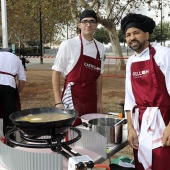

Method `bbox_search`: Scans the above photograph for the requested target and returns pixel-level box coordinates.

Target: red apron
[62,35,101,126]
[0,71,21,117]
[131,46,170,170]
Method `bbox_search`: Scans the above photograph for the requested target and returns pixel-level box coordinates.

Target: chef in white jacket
[0,48,26,135]
[121,13,170,170]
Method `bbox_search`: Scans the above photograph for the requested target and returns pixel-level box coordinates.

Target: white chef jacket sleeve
[100,44,105,74]
[52,41,70,74]
[93,40,105,74]
[124,57,135,111]
[152,43,170,95]
[161,48,170,95]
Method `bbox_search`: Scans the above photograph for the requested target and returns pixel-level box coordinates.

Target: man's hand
[128,126,139,149]
[162,123,170,147]
[55,103,64,109]
[126,110,139,149]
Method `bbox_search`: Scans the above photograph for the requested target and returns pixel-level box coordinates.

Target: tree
[69,0,163,59]
[118,30,125,44]
[6,0,73,47]
[150,22,170,45]
[93,27,110,44]
[4,0,164,58]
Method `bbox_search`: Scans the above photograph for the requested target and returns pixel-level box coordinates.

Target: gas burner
[6,127,81,148]
[6,127,82,159]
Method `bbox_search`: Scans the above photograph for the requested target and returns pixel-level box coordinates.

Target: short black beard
[129,40,146,53]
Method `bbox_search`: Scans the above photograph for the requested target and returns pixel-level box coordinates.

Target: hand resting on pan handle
[54,102,69,109]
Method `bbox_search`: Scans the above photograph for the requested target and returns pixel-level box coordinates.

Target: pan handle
[81,122,88,128]
[54,102,69,108]
[81,122,92,129]
[114,118,127,126]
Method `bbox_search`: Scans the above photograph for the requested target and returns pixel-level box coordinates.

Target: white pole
[1,0,8,48]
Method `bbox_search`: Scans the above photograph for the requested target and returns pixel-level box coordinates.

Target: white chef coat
[124,42,170,111]
[52,35,105,77]
[0,52,26,89]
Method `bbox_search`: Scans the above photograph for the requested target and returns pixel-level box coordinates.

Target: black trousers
[0,85,16,135]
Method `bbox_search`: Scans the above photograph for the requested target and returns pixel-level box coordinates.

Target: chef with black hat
[122,13,170,170]
[52,9,105,126]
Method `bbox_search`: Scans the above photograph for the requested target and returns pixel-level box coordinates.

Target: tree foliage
[93,27,110,44]
[69,0,163,58]
[118,30,125,43]
[1,0,165,56]
[150,22,170,43]
[6,0,72,47]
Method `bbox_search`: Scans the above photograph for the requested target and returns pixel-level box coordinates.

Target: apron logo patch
[133,70,149,78]
[84,62,101,72]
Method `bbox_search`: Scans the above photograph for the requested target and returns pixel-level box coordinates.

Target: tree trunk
[107,26,126,70]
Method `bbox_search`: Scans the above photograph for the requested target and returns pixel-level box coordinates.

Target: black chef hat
[80,9,97,22]
[121,13,155,34]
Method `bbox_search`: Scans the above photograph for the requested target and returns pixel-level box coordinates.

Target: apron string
[79,35,100,60]
[149,45,158,88]
[93,40,100,60]
[0,71,16,78]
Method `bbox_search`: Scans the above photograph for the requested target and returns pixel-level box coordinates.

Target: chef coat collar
[134,47,149,58]
[81,36,94,45]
